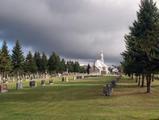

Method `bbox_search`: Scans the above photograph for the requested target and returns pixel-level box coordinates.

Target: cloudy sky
[0,0,158,65]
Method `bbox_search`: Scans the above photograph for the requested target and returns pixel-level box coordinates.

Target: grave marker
[16,81,23,90]
[103,84,113,96]
[111,80,117,88]
[29,80,36,88]
[49,79,53,85]
[41,80,45,86]
[0,84,8,93]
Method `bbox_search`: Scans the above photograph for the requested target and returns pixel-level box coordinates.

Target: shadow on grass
[114,91,147,97]
[0,85,105,103]
[114,83,148,96]
[150,118,159,120]
[0,77,116,103]
[151,85,159,88]
[117,84,138,88]
[0,84,148,103]
[1,78,159,103]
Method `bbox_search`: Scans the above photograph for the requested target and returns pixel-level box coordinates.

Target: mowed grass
[0,76,159,120]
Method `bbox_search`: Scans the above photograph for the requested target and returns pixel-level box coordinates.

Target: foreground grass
[0,76,159,120]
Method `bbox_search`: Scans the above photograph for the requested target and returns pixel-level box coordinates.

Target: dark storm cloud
[0,0,147,64]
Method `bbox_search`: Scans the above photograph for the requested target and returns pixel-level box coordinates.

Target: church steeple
[100,51,104,62]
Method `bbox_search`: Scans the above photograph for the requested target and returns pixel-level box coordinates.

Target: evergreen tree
[74,61,80,73]
[41,52,48,73]
[48,52,60,73]
[0,40,12,78]
[122,0,159,93]
[59,58,66,73]
[87,64,91,74]
[79,66,86,73]
[24,51,37,73]
[67,61,74,73]
[11,40,24,75]
[34,52,42,72]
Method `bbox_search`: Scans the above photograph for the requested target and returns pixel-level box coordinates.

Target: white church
[90,52,109,75]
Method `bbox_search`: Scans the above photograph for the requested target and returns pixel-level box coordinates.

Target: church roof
[95,59,108,70]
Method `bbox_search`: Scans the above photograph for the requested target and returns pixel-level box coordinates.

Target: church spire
[100,51,104,62]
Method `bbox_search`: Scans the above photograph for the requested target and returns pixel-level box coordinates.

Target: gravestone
[29,80,36,88]
[82,75,85,79]
[76,76,82,79]
[116,75,122,81]
[62,77,65,82]
[16,81,23,90]
[41,80,45,86]
[65,76,69,82]
[0,84,8,93]
[103,84,113,96]
[49,79,53,85]
[73,76,76,80]
[62,76,69,82]
[111,80,117,88]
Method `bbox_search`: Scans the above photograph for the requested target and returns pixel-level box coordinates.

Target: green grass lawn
[0,76,159,120]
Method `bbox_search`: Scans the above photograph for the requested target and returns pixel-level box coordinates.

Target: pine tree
[87,64,91,74]
[74,61,80,73]
[41,52,48,73]
[48,52,60,73]
[122,0,159,93]
[59,59,66,73]
[34,52,42,72]
[134,0,159,92]
[11,40,24,75]
[79,66,86,73]
[0,40,12,78]
[24,51,37,73]
[66,61,74,73]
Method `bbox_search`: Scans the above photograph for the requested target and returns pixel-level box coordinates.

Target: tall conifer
[0,40,12,78]
[11,40,24,75]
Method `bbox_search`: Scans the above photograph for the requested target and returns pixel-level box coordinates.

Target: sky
[0,0,158,65]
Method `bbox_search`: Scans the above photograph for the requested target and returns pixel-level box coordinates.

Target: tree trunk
[135,75,138,83]
[152,74,154,82]
[146,74,151,93]
[141,74,145,87]
[131,74,134,79]
[138,75,141,87]
[0,73,2,83]
[2,71,5,83]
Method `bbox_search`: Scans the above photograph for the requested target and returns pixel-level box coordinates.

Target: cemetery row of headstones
[0,75,80,93]
[0,79,53,93]
[103,75,121,96]
[62,75,85,82]
[0,74,99,93]
[0,73,50,83]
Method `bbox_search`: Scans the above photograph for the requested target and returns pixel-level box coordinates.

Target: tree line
[0,40,85,81]
[121,0,159,93]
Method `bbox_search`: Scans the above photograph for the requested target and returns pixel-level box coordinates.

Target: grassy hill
[0,76,159,120]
